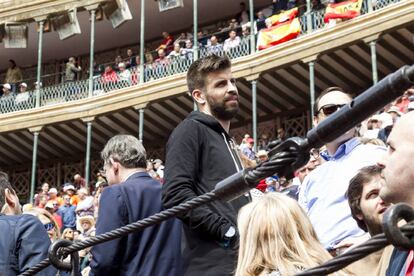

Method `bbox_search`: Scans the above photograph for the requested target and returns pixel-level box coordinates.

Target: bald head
[379,111,414,204]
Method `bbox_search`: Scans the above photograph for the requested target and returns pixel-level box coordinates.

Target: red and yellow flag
[268,8,299,26]
[324,0,364,23]
[257,18,301,50]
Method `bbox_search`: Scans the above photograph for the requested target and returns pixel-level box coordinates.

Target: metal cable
[20,149,300,276]
[296,223,414,275]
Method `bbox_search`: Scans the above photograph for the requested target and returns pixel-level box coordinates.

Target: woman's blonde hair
[24,207,61,241]
[236,193,337,276]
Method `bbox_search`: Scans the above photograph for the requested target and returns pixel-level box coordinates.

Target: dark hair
[0,171,15,208]
[186,54,232,94]
[313,87,351,116]
[8,59,16,67]
[346,165,382,232]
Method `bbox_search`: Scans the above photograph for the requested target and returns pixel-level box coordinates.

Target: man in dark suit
[90,135,182,276]
[0,171,56,276]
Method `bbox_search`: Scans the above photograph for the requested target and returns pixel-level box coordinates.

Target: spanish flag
[257,18,301,50]
[269,8,299,26]
[324,0,364,23]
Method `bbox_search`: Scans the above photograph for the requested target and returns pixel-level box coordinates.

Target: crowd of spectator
[0,0,333,111]
[17,157,165,275]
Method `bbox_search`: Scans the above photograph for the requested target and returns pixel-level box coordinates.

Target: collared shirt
[299,137,386,249]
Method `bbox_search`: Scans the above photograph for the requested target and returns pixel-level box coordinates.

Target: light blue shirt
[298,137,386,249]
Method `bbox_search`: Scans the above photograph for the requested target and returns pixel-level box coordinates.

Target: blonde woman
[236,193,349,276]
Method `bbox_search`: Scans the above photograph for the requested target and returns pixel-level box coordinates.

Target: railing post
[251,79,258,152]
[367,0,373,13]
[34,17,46,108]
[134,104,147,142]
[306,0,313,34]
[29,127,42,204]
[370,41,378,84]
[309,61,316,125]
[87,7,97,97]
[139,0,145,84]
[193,0,199,61]
[303,55,318,127]
[248,0,255,54]
[82,117,94,190]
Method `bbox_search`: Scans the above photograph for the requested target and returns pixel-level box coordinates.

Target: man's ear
[313,115,319,127]
[192,89,205,105]
[4,188,17,209]
[355,212,363,221]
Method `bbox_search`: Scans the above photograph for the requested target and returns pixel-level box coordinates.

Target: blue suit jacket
[0,214,56,276]
[90,172,182,276]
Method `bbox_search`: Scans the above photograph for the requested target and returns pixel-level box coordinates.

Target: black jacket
[162,111,250,276]
[90,172,182,276]
[0,214,56,276]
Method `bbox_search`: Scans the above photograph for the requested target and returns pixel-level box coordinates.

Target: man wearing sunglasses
[0,171,55,275]
[298,87,386,252]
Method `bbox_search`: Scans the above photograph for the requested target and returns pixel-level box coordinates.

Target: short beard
[362,214,383,236]
[206,96,239,121]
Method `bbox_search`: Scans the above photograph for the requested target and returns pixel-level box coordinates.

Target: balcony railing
[0,0,403,115]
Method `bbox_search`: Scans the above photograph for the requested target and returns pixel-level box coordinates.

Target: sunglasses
[318,104,345,116]
[44,222,55,231]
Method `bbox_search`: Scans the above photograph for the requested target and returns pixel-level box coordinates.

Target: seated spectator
[15,82,30,106]
[45,201,63,230]
[256,11,267,32]
[155,49,170,66]
[125,48,137,69]
[344,165,393,274]
[299,87,385,250]
[118,62,132,86]
[112,55,123,71]
[78,215,96,271]
[256,150,269,163]
[241,137,256,160]
[241,25,250,39]
[47,188,64,207]
[235,193,346,275]
[93,61,105,77]
[174,32,193,48]
[101,66,119,90]
[73,174,86,189]
[2,83,13,97]
[223,30,241,51]
[64,184,79,206]
[58,194,77,231]
[221,18,239,33]
[76,188,94,218]
[157,31,174,54]
[207,35,224,55]
[363,115,382,139]
[272,0,288,14]
[34,182,49,206]
[236,2,249,25]
[181,39,194,60]
[168,43,183,59]
[197,31,209,47]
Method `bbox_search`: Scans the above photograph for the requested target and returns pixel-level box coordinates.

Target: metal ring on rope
[48,239,80,276]
[382,203,414,250]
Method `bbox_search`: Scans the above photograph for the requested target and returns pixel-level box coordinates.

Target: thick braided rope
[20,150,301,276]
[20,191,216,276]
[296,223,414,275]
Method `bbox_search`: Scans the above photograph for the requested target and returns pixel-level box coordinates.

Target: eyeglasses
[318,104,345,116]
[44,222,55,231]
